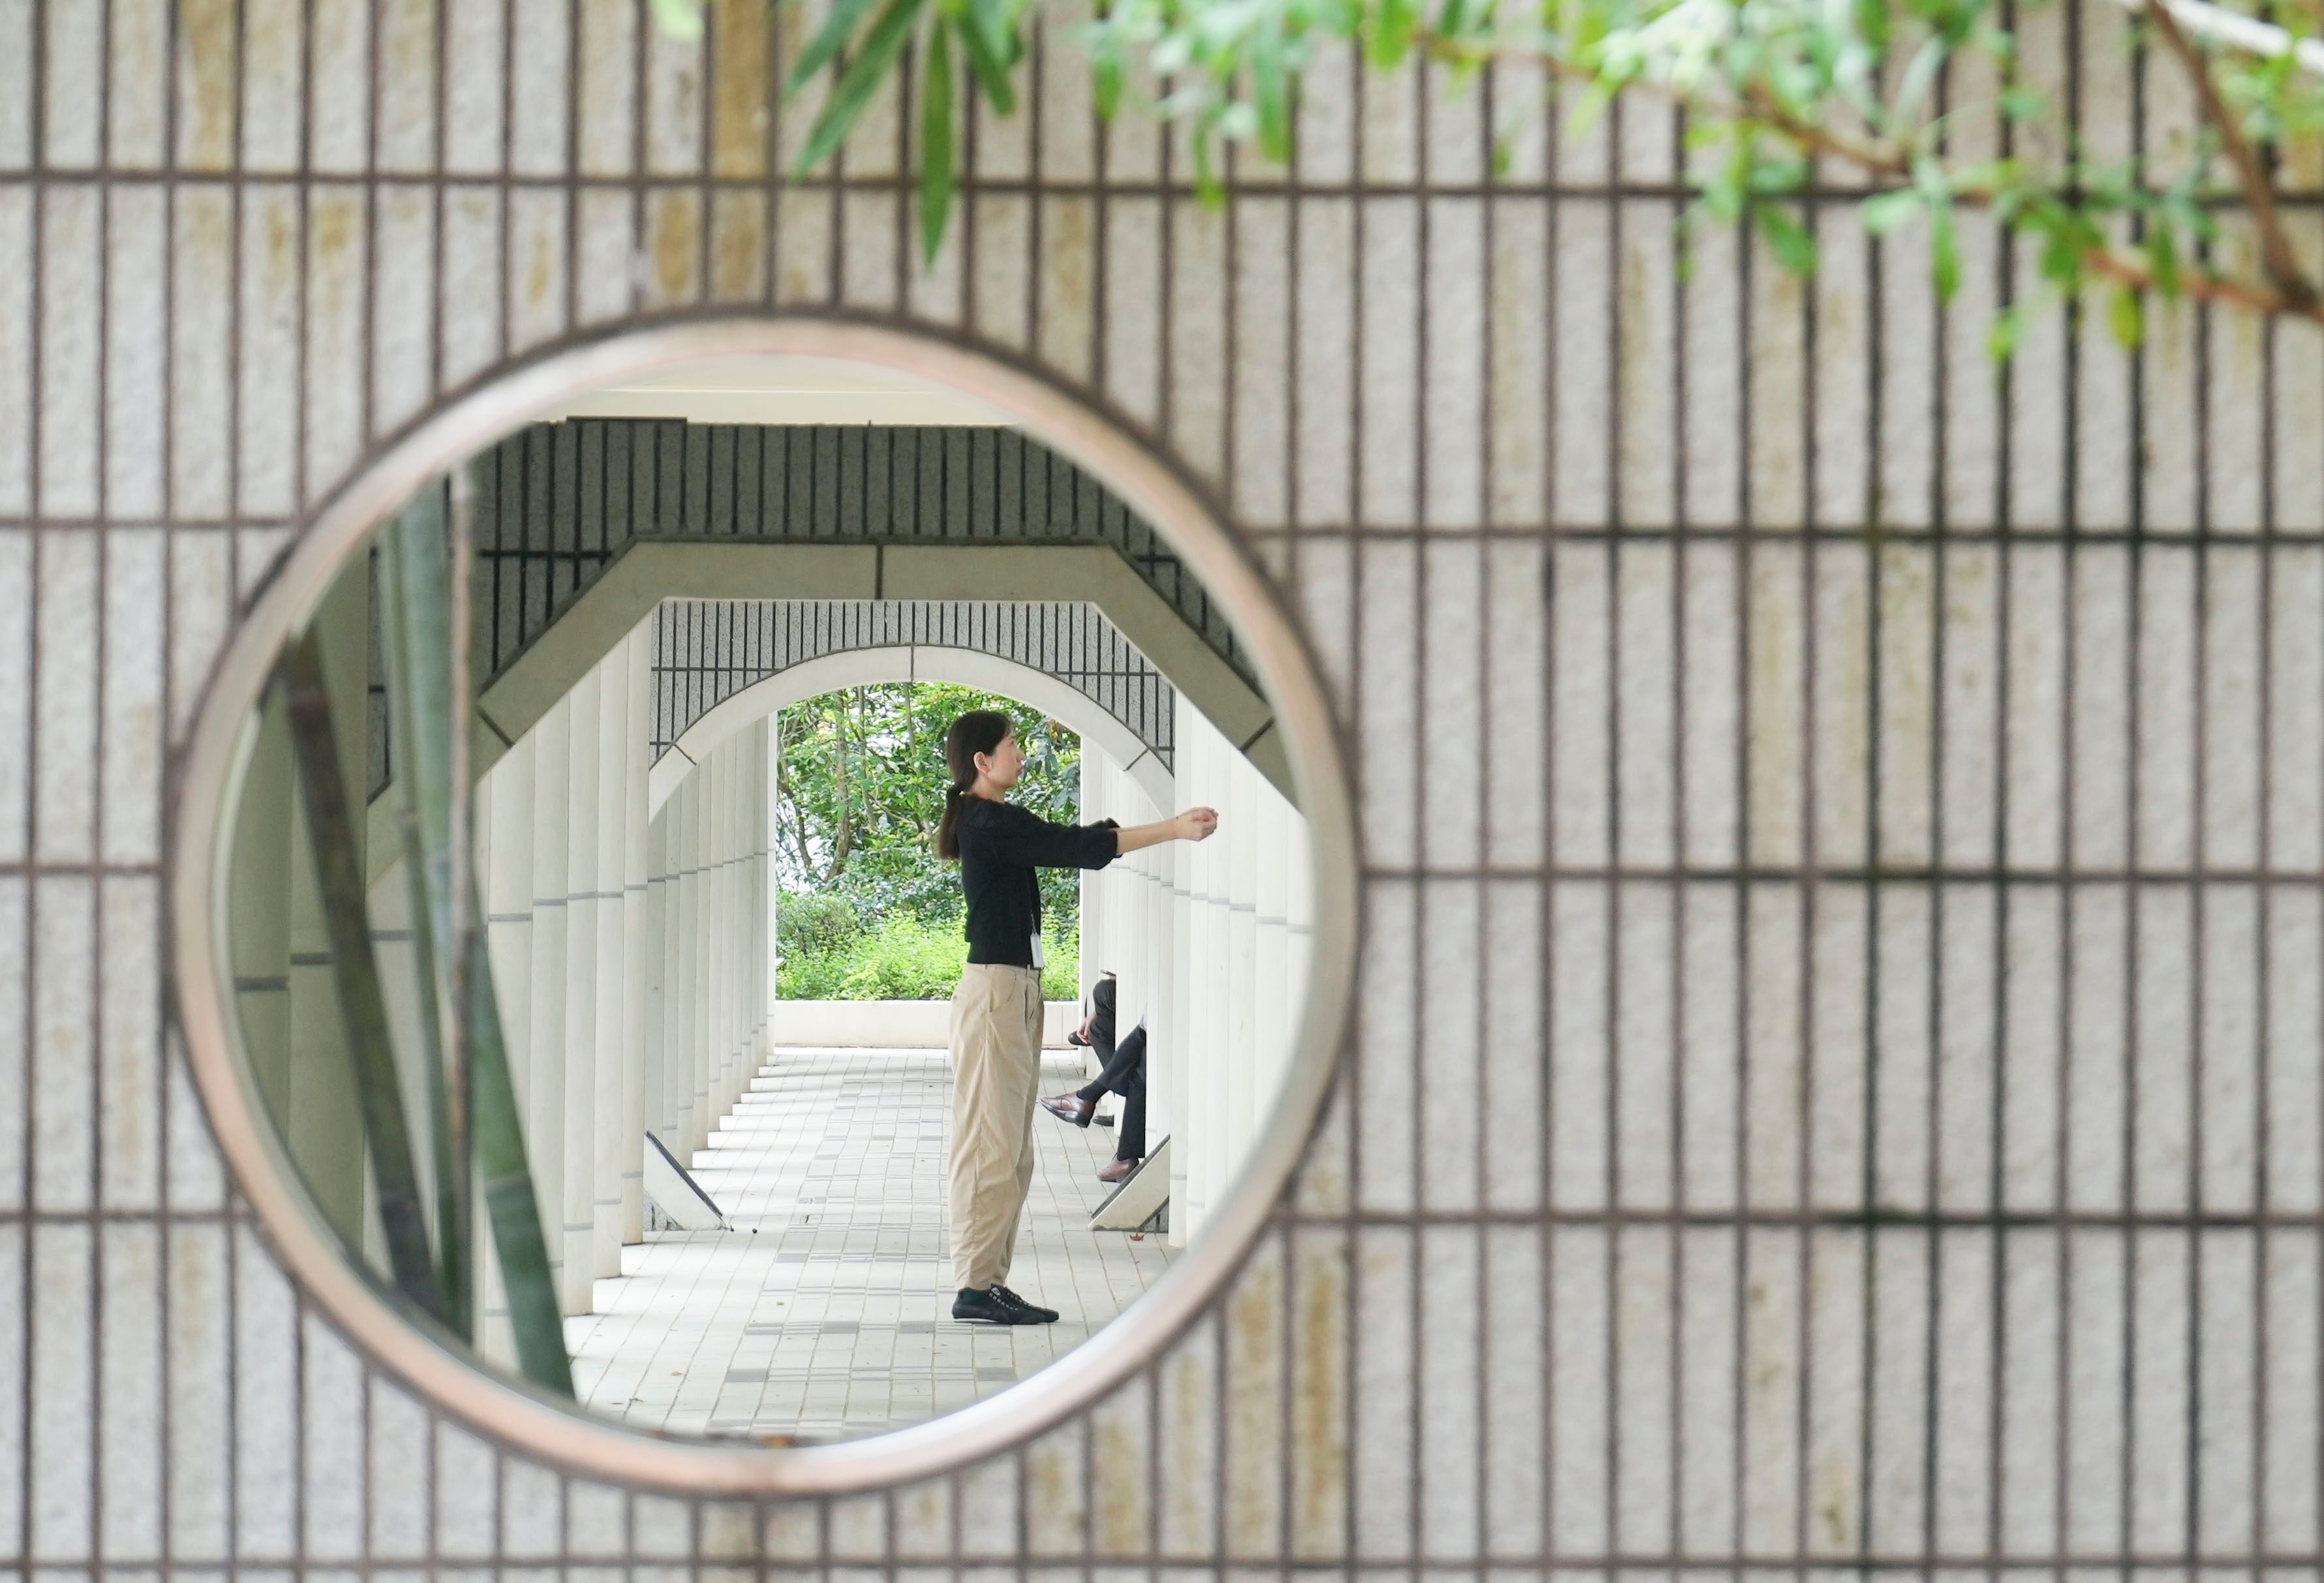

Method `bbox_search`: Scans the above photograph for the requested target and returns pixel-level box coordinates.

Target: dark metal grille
[649,598,1176,769]
[466,419,1253,691]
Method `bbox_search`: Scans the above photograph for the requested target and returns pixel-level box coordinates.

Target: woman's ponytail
[936,710,1013,860]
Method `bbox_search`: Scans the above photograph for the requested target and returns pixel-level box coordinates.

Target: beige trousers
[947,963,1046,1291]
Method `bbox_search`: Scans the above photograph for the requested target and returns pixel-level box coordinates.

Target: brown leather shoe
[1097,1155,1140,1184]
[1041,1092,1095,1127]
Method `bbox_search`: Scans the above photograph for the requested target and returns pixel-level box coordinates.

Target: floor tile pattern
[564,1046,1170,1441]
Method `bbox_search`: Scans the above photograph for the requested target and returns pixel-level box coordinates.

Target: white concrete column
[621,627,651,1244]
[1165,709,1195,1244]
[1080,748,1103,1005]
[560,667,600,1313]
[524,697,570,1309]
[707,744,734,1123]
[1226,746,1259,1174]
[644,806,669,1154]
[664,776,688,1148]
[750,719,772,1070]
[687,771,712,1155]
[478,734,536,1367]
[591,652,628,1278]
[1253,761,1291,1127]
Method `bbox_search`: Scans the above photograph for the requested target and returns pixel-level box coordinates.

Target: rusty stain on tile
[645,190,703,308]
[711,0,771,179]
[1290,1231,1349,1556]
[1022,1423,1085,1556]
[1036,197,1095,384]
[1087,1390,1150,1556]
[174,0,236,171]
[776,189,833,307]
[711,192,768,305]
[1222,1241,1284,1557]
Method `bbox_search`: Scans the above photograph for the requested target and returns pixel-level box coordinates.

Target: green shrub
[775,890,863,956]
[776,907,1080,1003]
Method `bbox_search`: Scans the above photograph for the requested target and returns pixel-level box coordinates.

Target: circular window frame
[169,317,1360,1496]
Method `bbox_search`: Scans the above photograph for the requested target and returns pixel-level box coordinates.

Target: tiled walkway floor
[564,1046,1172,1442]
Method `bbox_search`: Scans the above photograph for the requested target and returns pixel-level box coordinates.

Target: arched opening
[174,322,1358,1491]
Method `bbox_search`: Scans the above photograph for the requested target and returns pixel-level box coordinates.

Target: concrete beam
[465,538,1295,805]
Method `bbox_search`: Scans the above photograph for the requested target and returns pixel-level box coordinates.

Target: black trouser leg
[1077,1023,1142,1103]
[1117,1078,1145,1161]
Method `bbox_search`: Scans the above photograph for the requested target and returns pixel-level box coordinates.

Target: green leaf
[1754,198,1820,276]
[1929,198,1961,301]
[957,0,1019,113]
[919,23,957,264]
[1892,35,1950,130]
[1987,303,2025,361]
[793,0,932,173]
[2000,85,2049,122]
[786,0,885,99]
[2109,284,2144,348]
[1253,27,1292,161]
[1367,0,1416,70]
[2145,215,2182,298]
[1093,37,1125,121]
[649,0,705,42]
[1861,188,1923,237]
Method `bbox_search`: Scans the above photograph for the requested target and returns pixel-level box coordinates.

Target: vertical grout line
[157,0,184,1567]
[1408,47,1430,1575]
[1664,89,1689,1575]
[630,0,649,321]
[696,0,712,311]
[88,0,115,1558]
[1600,88,1624,1575]
[2250,166,2280,1571]
[1341,37,1367,1579]
[2053,0,2085,1563]
[1984,9,2021,1563]
[1537,44,1559,1580]
[562,0,581,340]
[1920,344,1950,1581]
[1730,128,1755,1583]
[1857,155,1889,1568]
[1790,143,1820,1576]
[2120,10,2150,1566]
[221,0,250,1554]
[1471,46,1498,1571]
[17,0,44,1547]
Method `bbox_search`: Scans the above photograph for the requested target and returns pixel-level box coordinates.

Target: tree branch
[1413,29,2324,327]
[2143,0,2319,309]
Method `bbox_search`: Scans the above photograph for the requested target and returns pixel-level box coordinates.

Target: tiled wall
[3,0,2323,1569]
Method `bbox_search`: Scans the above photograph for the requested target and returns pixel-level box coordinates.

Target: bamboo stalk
[465,926,576,1396]
[380,489,472,1338]
[279,632,448,1322]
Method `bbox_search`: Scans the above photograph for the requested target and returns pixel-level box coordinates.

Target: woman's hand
[1112,808,1221,854]
[1173,807,1219,842]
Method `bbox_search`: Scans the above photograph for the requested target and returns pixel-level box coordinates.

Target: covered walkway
[564,1045,1174,1441]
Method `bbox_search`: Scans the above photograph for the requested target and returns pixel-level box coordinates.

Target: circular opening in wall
[170,322,1358,1494]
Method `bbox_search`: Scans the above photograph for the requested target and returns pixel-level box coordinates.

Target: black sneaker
[953,1286,1044,1325]
[990,1285,1058,1323]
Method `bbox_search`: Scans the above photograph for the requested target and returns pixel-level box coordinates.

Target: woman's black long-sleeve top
[953,797,1118,966]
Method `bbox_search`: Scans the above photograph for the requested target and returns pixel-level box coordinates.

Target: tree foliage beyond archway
[773,681,1086,999]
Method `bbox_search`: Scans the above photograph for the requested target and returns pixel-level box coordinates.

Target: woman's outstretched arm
[1113,809,1218,853]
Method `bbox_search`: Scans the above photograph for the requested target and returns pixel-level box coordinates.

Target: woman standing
[936,710,1216,1325]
